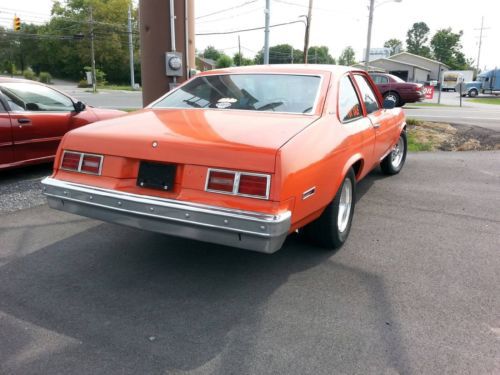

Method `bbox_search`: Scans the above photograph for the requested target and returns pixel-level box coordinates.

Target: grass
[405,102,456,108]
[97,84,140,91]
[467,97,500,105]
[407,132,433,151]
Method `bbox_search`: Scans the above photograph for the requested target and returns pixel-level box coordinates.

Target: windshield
[153,74,321,114]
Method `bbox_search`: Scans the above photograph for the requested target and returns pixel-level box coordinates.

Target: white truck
[441,70,474,91]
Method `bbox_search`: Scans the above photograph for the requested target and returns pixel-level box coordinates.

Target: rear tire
[304,169,356,249]
[469,89,478,98]
[384,92,400,107]
[381,132,407,175]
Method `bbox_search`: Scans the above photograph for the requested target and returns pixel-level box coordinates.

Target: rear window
[152,74,321,114]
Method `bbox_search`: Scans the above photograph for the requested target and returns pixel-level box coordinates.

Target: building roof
[389,52,449,69]
[196,56,217,67]
[369,58,431,72]
[351,63,385,72]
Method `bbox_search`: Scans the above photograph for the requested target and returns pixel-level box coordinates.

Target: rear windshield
[152,74,321,114]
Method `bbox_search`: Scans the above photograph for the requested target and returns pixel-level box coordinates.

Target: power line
[196,6,262,24]
[196,19,305,36]
[196,0,258,20]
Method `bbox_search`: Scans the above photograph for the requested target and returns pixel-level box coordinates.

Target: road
[1,152,499,374]
[403,91,500,131]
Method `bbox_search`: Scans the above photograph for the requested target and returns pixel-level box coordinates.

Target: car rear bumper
[41,177,291,253]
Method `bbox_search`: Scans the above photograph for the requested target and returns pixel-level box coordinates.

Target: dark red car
[369,73,425,107]
[0,78,125,170]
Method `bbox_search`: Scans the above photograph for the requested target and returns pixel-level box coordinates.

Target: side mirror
[74,101,86,113]
[383,98,396,110]
[26,102,40,111]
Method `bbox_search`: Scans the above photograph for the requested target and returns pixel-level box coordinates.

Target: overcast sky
[1,0,499,70]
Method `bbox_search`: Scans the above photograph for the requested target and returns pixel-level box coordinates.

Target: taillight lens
[238,174,268,198]
[60,151,102,175]
[61,152,81,170]
[206,169,270,199]
[206,170,236,193]
[81,155,102,174]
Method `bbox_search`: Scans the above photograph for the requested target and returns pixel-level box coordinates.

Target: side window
[353,74,380,114]
[380,76,389,84]
[371,75,381,84]
[338,75,362,122]
[0,83,74,112]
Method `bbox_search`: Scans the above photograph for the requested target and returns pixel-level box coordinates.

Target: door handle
[372,123,381,129]
[17,118,32,127]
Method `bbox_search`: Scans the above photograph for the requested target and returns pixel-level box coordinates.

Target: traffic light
[13,16,21,31]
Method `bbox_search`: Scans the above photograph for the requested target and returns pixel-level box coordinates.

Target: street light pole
[364,0,375,70]
[89,6,96,93]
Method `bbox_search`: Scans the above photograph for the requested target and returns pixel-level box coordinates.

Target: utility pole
[303,0,313,63]
[264,0,270,64]
[128,5,136,89]
[238,35,241,66]
[89,6,97,93]
[290,45,293,63]
[364,0,375,69]
[474,16,489,72]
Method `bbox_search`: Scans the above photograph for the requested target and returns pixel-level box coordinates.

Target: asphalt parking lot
[1,152,499,374]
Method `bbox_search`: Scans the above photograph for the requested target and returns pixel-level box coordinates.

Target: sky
[1,0,499,70]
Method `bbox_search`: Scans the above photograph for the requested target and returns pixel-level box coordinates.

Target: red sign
[423,86,434,99]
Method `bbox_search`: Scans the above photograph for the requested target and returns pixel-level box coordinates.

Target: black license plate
[137,162,176,191]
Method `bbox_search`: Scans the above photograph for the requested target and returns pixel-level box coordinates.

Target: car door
[352,73,397,162]
[0,97,14,167]
[336,74,375,168]
[0,82,75,163]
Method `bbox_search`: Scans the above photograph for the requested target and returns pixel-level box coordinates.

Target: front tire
[469,89,478,98]
[381,132,407,175]
[304,169,356,249]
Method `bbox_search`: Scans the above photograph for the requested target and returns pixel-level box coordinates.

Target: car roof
[0,77,46,85]
[199,64,356,76]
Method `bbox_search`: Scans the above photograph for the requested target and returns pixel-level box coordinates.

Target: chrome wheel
[391,136,405,169]
[337,178,352,233]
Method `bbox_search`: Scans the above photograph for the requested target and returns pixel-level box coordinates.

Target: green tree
[338,46,356,66]
[430,28,470,70]
[216,54,233,68]
[254,44,303,64]
[383,38,403,55]
[233,52,253,66]
[202,46,222,61]
[307,46,336,64]
[406,22,431,58]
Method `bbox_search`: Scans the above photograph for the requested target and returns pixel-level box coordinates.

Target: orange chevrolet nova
[42,65,407,253]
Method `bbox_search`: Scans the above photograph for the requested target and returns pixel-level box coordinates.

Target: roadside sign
[423,86,434,99]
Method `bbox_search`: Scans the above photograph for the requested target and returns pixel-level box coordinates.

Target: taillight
[81,154,102,174]
[61,151,81,171]
[206,169,270,199]
[206,170,236,193]
[60,151,103,175]
[238,174,269,198]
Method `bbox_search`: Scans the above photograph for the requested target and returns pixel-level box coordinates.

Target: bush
[83,66,107,85]
[216,55,233,68]
[39,72,52,84]
[77,79,91,88]
[23,68,36,80]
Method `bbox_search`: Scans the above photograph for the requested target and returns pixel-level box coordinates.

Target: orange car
[42,65,406,253]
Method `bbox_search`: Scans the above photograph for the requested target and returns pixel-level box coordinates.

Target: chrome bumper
[41,177,291,253]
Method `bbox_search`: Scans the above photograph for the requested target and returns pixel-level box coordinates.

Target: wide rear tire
[304,169,356,249]
[381,132,407,175]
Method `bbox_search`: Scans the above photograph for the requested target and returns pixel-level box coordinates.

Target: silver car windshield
[153,74,321,114]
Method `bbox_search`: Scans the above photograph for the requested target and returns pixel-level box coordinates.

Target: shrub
[83,66,107,85]
[216,55,233,68]
[77,79,91,88]
[23,68,36,80]
[39,72,52,84]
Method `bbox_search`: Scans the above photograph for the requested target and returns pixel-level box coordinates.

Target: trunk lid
[61,108,319,173]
